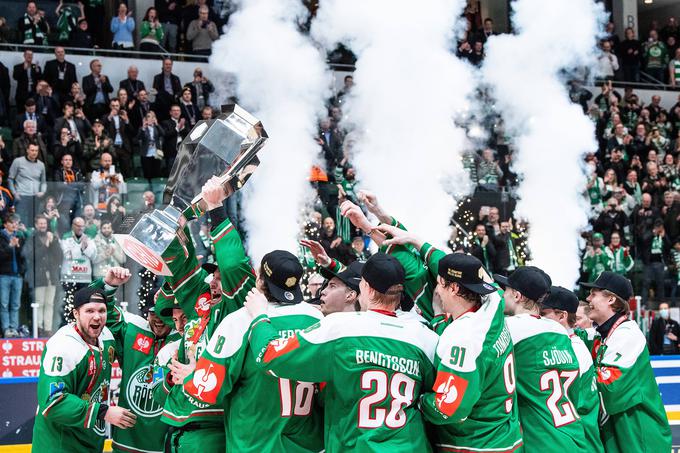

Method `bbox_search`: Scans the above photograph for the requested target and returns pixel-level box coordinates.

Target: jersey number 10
[279,378,315,417]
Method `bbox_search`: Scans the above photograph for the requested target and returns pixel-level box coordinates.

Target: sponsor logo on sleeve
[184,359,226,405]
[263,336,300,363]
[596,366,622,385]
[433,370,469,417]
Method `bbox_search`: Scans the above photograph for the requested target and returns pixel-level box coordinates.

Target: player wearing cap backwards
[155,176,257,452]
[86,267,181,453]
[497,267,585,452]
[374,224,522,453]
[32,286,137,452]
[184,250,324,452]
[243,253,438,452]
[582,272,671,452]
[540,286,603,453]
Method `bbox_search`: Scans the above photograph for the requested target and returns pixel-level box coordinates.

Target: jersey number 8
[358,370,416,429]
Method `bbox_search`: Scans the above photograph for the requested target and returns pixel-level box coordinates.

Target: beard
[76,316,103,345]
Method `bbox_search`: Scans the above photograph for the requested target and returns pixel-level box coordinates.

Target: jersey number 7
[539,369,579,427]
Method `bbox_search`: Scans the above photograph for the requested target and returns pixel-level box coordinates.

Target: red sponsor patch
[432,370,469,417]
[184,358,226,404]
[596,366,622,385]
[132,333,153,354]
[263,336,300,363]
[195,292,212,317]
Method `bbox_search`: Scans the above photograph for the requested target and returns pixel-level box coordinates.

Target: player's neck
[448,298,478,320]
[514,305,539,316]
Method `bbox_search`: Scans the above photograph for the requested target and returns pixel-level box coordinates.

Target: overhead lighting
[644,0,653,4]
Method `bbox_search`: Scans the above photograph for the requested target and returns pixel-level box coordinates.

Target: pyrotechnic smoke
[312,0,473,246]
[210,0,331,264]
[482,0,605,286]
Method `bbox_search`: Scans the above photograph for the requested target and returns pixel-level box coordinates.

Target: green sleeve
[381,241,434,320]
[140,21,150,38]
[156,23,165,42]
[623,253,634,273]
[248,315,335,383]
[37,344,101,429]
[89,278,126,351]
[419,242,447,282]
[183,310,251,405]
[152,340,181,406]
[210,216,257,314]
[429,314,451,336]
[162,229,209,319]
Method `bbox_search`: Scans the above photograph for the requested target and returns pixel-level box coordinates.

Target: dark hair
[143,7,157,21]
[441,280,482,306]
[63,101,75,110]
[25,98,36,107]
[484,17,493,23]
[344,75,353,82]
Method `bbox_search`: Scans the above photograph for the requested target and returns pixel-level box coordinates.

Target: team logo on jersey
[125,366,164,417]
[133,333,153,354]
[185,359,225,405]
[89,383,108,436]
[264,336,300,363]
[108,346,116,364]
[49,381,65,397]
[195,292,212,317]
[433,371,469,417]
[596,366,622,385]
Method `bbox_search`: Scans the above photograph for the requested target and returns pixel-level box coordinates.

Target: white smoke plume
[312,0,473,245]
[210,0,331,264]
[482,0,605,286]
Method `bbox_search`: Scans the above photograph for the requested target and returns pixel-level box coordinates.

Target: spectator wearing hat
[69,18,95,49]
[541,286,604,453]
[582,272,671,452]
[649,302,680,355]
[0,214,25,337]
[640,219,671,305]
[582,232,611,284]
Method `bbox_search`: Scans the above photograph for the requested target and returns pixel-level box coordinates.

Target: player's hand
[340,200,372,233]
[104,406,137,429]
[104,267,131,286]
[375,224,413,247]
[169,354,196,385]
[300,239,331,266]
[357,190,387,220]
[245,287,268,319]
[201,176,228,210]
[432,290,444,317]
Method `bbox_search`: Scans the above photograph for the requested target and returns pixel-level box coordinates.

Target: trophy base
[114,234,173,276]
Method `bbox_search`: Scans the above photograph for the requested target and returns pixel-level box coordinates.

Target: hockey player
[540,286,603,453]
[93,266,182,453]
[374,225,523,452]
[498,267,585,452]
[184,249,324,452]
[33,286,137,452]
[582,272,672,452]
[244,253,438,452]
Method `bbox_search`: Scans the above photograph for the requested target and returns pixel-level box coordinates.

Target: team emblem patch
[108,346,116,364]
[433,370,469,417]
[185,359,226,405]
[133,333,153,354]
[597,366,622,385]
[264,336,300,363]
[285,277,297,288]
[284,291,295,301]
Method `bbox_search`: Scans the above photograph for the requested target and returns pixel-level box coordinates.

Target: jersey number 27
[540,369,579,427]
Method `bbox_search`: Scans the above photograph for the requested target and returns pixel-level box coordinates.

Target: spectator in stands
[0,17,9,44]
[53,152,84,231]
[12,50,42,112]
[618,27,641,81]
[82,59,113,122]
[606,230,633,277]
[102,98,132,178]
[111,2,135,50]
[119,66,146,102]
[597,39,619,80]
[92,219,125,279]
[595,197,628,243]
[101,196,125,231]
[138,111,164,181]
[477,17,496,43]
[201,105,213,120]
[24,214,62,336]
[64,81,85,111]
[128,88,152,130]
[43,47,77,104]
[60,216,97,302]
[0,214,25,338]
[477,148,503,192]
[642,161,667,206]
[40,196,59,233]
[466,40,485,67]
[0,171,14,218]
[69,18,95,49]
[153,59,182,122]
[13,98,47,139]
[319,216,347,261]
[641,219,671,305]
[0,61,9,126]
[156,0,181,53]
[35,81,60,130]
[81,204,98,237]
[12,120,47,165]
[140,7,165,53]
[55,0,84,45]
[179,87,200,128]
[140,190,156,214]
[83,119,112,174]
[8,142,46,226]
[469,223,496,272]
[90,152,124,214]
[54,101,89,161]
[650,302,680,354]
[183,0,219,38]
[53,127,80,173]
[185,68,214,110]
[604,147,627,183]
[669,48,680,87]
[19,1,48,45]
[161,104,187,172]
[187,6,219,55]
[645,29,669,83]
[582,232,611,283]
[317,117,342,170]
[492,219,518,276]
[83,0,105,48]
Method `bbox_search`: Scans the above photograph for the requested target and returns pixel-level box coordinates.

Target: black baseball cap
[438,254,496,295]
[361,253,404,294]
[261,250,303,304]
[580,271,633,301]
[333,261,364,292]
[494,266,551,301]
[73,286,107,309]
[202,262,218,274]
[542,286,579,313]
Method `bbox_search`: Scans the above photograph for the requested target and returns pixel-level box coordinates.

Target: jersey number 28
[358,370,415,429]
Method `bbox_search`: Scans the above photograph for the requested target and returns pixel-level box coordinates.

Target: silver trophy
[115,104,268,275]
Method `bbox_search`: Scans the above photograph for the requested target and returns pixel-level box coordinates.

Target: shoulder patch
[602,320,646,368]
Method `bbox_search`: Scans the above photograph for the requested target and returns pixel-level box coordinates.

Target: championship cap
[494,266,551,301]
[580,271,633,301]
[202,262,218,284]
[542,286,579,313]
[333,261,364,293]
[156,283,178,317]
[361,253,404,294]
[73,286,107,309]
[261,250,304,304]
[438,254,496,295]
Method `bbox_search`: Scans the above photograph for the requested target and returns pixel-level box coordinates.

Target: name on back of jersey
[542,347,575,367]
[355,350,421,378]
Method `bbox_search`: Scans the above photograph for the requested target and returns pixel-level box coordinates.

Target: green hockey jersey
[569,332,604,453]
[505,314,584,452]
[248,309,439,453]
[185,303,325,452]
[420,286,523,453]
[594,317,671,452]
[33,325,116,452]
